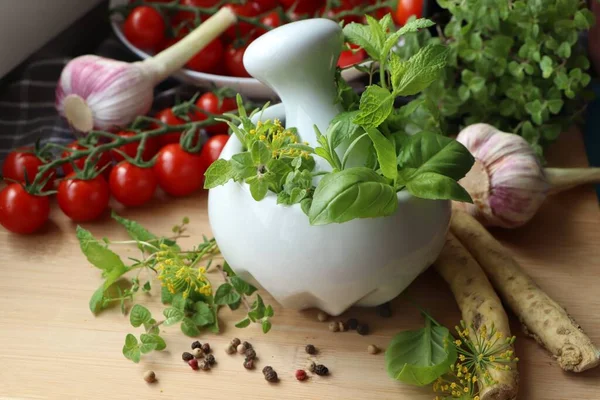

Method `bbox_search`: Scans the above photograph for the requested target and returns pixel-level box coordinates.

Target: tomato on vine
[2,148,55,190]
[57,173,110,222]
[186,38,224,73]
[123,6,166,52]
[0,184,50,234]
[338,45,367,68]
[393,0,423,26]
[254,0,278,13]
[61,142,112,177]
[255,11,282,36]
[109,161,157,207]
[153,144,205,197]
[173,0,218,24]
[195,92,237,135]
[224,44,251,78]
[111,131,160,162]
[224,2,261,40]
[199,135,229,172]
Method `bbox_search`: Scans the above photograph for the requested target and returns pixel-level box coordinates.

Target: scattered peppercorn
[182,352,194,362]
[188,359,199,370]
[237,343,247,354]
[225,344,236,354]
[338,321,347,332]
[262,366,273,374]
[231,338,241,347]
[243,358,255,369]
[242,341,252,349]
[356,323,369,336]
[245,348,257,360]
[201,343,211,354]
[377,302,392,318]
[314,364,329,376]
[295,369,308,381]
[191,341,202,350]
[347,318,358,330]
[143,370,156,383]
[206,354,216,365]
[305,344,317,355]
[317,311,329,322]
[192,348,204,359]
[368,344,380,354]
[308,361,316,373]
[328,321,339,332]
[264,369,279,382]
[201,360,211,371]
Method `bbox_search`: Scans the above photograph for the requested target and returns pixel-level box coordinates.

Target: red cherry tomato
[224,44,250,78]
[109,161,157,207]
[0,184,49,234]
[173,0,218,24]
[61,142,112,178]
[330,0,363,24]
[123,6,166,52]
[195,92,237,135]
[255,11,281,36]
[254,0,278,13]
[199,135,229,172]
[111,131,160,162]
[153,144,205,197]
[394,0,423,26]
[186,38,223,73]
[338,45,367,68]
[2,148,55,190]
[57,174,110,222]
[224,2,261,40]
[278,0,320,14]
[153,108,186,147]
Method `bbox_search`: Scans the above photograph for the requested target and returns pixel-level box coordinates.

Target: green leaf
[231,152,256,180]
[540,56,553,79]
[163,307,184,326]
[89,286,105,314]
[557,42,571,58]
[204,159,233,189]
[343,21,381,60]
[222,261,236,277]
[469,76,485,93]
[547,99,564,114]
[392,45,449,96]
[353,85,394,129]
[385,321,456,386]
[251,141,271,165]
[396,18,435,36]
[110,212,170,252]
[144,319,160,335]
[140,333,166,351]
[403,172,472,202]
[123,334,141,363]
[142,281,151,292]
[249,179,269,201]
[181,317,200,336]
[209,305,220,334]
[129,304,152,328]
[329,111,362,149]
[262,320,272,334]
[214,283,242,305]
[76,226,126,274]
[171,293,186,311]
[365,128,397,181]
[88,262,130,314]
[161,286,174,304]
[235,318,251,328]
[230,276,258,296]
[265,305,274,318]
[192,301,215,326]
[309,167,398,225]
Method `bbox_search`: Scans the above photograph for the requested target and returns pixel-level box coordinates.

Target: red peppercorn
[188,358,199,370]
[295,369,308,381]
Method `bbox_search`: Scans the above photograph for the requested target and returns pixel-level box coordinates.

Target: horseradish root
[434,233,518,400]
[451,210,600,372]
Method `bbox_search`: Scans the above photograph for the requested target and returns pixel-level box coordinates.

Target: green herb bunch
[398,0,596,157]
[205,15,475,226]
[77,212,274,363]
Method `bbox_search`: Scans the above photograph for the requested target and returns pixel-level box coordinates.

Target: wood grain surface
[0,130,598,400]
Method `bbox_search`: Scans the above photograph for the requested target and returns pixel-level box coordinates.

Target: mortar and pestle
[208,19,450,316]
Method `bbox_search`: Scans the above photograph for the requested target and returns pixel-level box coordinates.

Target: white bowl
[208,104,451,316]
[109,0,366,99]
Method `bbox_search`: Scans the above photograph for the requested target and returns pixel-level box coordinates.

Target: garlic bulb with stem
[56,7,236,133]
[454,123,600,228]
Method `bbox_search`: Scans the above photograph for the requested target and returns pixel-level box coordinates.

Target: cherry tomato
[338,45,367,68]
[394,0,423,26]
[329,0,363,25]
[372,6,393,20]
[254,0,278,13]
[57,173,110,222]
[123,6,166,52]
[0,184,49,234]
[199,135,229,172]
[224,44,251,78]
[109,161,157,207]
[278,0,320,14]
[153,108,186,147]
[2,148,55,190]
[111,131,160,162]
[224,2,261,40]
[186,38,223,73]
[255,11,281,36]
[61,142,113,178]
[195,92,237,135]
[173,0,218,24]
[153,144,205,197]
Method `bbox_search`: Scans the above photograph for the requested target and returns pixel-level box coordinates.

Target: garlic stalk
[454,123,600,228]
[56,7,236,133]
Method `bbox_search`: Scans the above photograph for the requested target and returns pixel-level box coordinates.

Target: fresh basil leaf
[262,320,272,334]
[300,198,312,216]
[214,283,242,305]
[181,317,200,337]
[251,140,271,165]
[309,167,398,225]
[402,171,472,202]
[329,111,363,149]
[129,304,152,327]
[192,301,215,326]
[140,333,166,351]
[385,321,456,386]
[204,159,233,189]
[230,276,258,296]
[123,334,141,363]
[235,318,251,328]
[366,128,397,181]
[353,85,395,129]
[77,226,127,274]
[163,307,184,326]
[231,152,255,180]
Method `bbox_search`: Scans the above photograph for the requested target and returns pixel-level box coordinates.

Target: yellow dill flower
[454,340,462,346]
[259,134,266,140]
[474,397,480,400]
[250,129,256,135]
[477,354,483,361]
[450,383,456,389]
[489,356,496,362]
[463,387,469,393]
[472,376,477,383]
[459,355,465,361]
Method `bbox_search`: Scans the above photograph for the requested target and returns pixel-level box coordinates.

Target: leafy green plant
[77,212,274,363]
[398,0,596,157]
[204,16,475,226]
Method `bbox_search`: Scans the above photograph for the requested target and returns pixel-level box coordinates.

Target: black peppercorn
[206,354,216,365]
[245,348,257,360]
[262,366,273,375]
[191,341,202,350]
[314,364,329,376]
[356,323,369,336]
[264,369,278,382]
[347,318,359,330]
[200,360,211,371]
[182,352,194,362]
[305,344,317,355]
[377,302,392,318]
[243,341,252,349]
[243,358,255,369]
[201,343,211,354]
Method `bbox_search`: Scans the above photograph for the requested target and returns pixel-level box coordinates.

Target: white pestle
[243,19,344,173]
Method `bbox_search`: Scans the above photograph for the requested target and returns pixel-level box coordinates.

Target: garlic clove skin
[455,123,550,228]
[56,55,154,132]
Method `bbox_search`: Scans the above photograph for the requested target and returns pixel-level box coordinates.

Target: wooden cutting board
[0,129,598,400]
